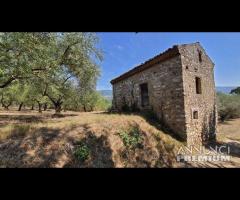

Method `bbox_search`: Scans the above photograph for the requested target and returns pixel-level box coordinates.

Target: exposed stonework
[110,42,217,146]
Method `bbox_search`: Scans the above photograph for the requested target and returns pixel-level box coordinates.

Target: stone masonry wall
[179,43,217,146]
[112,42,217,146]
[112,55,187,139]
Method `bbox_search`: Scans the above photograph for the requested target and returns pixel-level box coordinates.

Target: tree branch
[60,41,80,65]
[62,75,72,85]
[0,76,16,88]
[32,68,47,72]
[43,85,57,105]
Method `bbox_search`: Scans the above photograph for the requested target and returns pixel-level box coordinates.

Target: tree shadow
[93,111,186,143]
[0,126,64,168]
[0,113,79,128]
[201,110,240,158]
[218,119,234,126]
[51,113,78,118]
[0,119,115,168]
[64,133,114,168]
[206,140,240,158]
[116,123,177,168]
[0,114,45,126]
[138,112,186,143]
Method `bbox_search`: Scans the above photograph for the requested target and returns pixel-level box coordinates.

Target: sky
[96,32,240,90]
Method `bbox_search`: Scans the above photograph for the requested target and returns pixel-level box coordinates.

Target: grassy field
[0,109,185,168]
[0,108,240,168]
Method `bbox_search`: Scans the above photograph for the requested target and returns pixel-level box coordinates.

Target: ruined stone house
[110,42,217,146]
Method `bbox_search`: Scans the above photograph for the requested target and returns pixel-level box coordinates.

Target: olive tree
[0,32,54,88]
[0,32,103,114]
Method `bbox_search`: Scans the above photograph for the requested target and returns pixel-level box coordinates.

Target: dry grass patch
[0,110,186,168]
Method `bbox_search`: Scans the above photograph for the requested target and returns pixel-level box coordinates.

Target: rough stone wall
[112,42,217,146]
[179,43,217,146]
[112,55,187,139]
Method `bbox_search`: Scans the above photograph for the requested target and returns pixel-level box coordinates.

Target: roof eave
[111,45,180,85]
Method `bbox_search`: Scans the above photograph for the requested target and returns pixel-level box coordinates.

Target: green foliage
[0,84,16,109]
[0,32,103,113]
[91,92,111,111]
[77,90,111,112]
[217,92,240,122]
[0,32,54,88]
[231,87,240,95]
[118,126,143,149]
[74,143,90,161]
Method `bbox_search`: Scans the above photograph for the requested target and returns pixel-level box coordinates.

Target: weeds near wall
[118,125,143,149]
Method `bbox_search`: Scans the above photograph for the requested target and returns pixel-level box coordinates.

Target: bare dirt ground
[0,109,239,168]
[189,119,240,168]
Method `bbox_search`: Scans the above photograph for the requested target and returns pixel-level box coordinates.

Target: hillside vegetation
[217,92,240,122]
[0,109,184,168]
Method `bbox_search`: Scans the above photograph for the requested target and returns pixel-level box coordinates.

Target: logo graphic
[176,145,231,162]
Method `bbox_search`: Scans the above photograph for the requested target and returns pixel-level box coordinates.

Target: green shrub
[217,92,240,122]
[74,143,90,161]
[118,126,143,149]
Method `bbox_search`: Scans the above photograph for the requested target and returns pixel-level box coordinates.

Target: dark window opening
[186,65,189,70]
[140,83,149,107]
[198,50,202,63]
[195,77,202,94]
[193,111,198,119]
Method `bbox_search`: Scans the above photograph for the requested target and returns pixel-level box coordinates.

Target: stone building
[110,42,217,146]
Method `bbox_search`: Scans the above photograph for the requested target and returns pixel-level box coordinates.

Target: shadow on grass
[0,125,64,168]
[0,114,45,124]
[206,140,240,158]
[140,112,185,143]
[51,113,78,118]
[116,123,177,167]
[99,110,185,143]
[218,120,234,126]
[64,133,114,168]
[0,123,114,168]
[0,113,79,128]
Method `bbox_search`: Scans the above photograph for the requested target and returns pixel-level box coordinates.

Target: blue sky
[96,32,240,90]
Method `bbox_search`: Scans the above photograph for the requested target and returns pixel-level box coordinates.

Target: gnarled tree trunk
[43,103,47,111]
[3,102,11,110]
[37,101,42,113]
[1,94,12,110]
[18,102,24,111]
[83,105,87,112]
[54,102,62,114]
[43,85,63,114]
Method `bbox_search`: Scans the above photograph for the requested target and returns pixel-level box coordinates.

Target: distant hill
[98,87,238,100]
[98,90,113,101]
[216,86,237,94]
